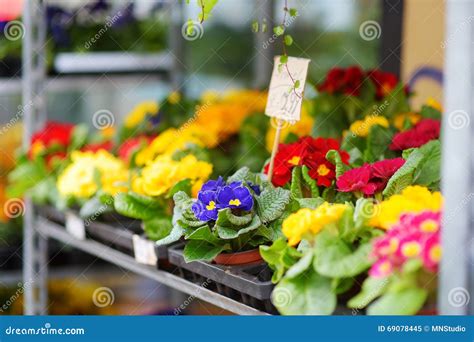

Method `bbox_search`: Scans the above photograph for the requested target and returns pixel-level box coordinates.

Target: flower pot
[213,248,262,265]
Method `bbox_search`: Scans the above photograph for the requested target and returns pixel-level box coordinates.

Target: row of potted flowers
[7,65,443,315]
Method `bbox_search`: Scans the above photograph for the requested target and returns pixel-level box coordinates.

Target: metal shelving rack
[21,0,268,315]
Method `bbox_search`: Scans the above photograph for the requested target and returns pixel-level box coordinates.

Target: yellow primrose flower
[265,104,314,151]
[168,91,181,104]
[124,101,159,128]
[135,128,204,166]
[57,150,129,199]
[134,154,212,197]
[282,202,349,246]
[349,115,389,137]
[370,186,443,229]
[100,126,116,140]
[393,112,422,131]
[426,97,443,112]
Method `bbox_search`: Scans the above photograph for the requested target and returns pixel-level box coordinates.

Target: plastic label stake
[265,56,310,180]
[65,211,86,240]
[133,235,158,266]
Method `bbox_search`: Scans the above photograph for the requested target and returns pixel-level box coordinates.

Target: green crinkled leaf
[143,216,173,241]
[80,196,111,219]
[383,140,441,197]
[260,238,301,283]
[313,230,372,278]
[215,208,253,227]
[216,215,262,239]
[290,167,303,199]
[68,124,89,152]
[285,250,313,279]
[166,178,192,199]
[273,269,336,315]
[295,197,324,209]
[155,224,184,245]
[185,225,221,245]
[363,125,394,163]
[301,165,319,197]
[128,192,161,208]
[367,287,428,315]
[179,216,208,228]
[183,240,225,263]
[173,191,193,209]
[332,277,355,295]
[326,150,349,178]
[256,187,291,223]
[227,167,250,183]
[114,192,156,220]
[7,159,47,198]
[348,276,389,309]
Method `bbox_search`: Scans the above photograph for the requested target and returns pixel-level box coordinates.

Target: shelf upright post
[440,0,474,315]
[22,0,48,315]
[253,0,275,88]
[169,0,186,92]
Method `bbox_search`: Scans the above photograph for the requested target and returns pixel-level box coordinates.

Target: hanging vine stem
[274,0,301,98]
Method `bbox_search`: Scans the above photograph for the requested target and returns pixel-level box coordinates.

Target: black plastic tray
[168,244,276,314]
[86,220,169,262]
[36,205,66,225]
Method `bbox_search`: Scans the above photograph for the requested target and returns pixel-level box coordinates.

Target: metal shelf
[36,217,268,316]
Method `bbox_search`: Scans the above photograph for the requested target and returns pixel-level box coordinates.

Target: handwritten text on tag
[265,56,310,122]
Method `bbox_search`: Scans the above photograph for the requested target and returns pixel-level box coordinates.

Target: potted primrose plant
[157,167,292,265]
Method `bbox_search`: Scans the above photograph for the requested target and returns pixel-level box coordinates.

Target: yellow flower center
[389,238,399,253]
[288,156,301,166]
[401,241,421,258]
[31,141,45,157]
[317,164,330,176]
[229,199,241,206]
[379,261,392,275]
[206,201,216,211]
[420,219,439,233]
[429,245,442,262]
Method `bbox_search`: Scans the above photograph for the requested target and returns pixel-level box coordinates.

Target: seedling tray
[168,244,277,314]
[86,220,169,262]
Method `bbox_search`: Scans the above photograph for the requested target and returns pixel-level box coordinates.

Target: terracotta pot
[213,248,262,265]
[417,307,438,315]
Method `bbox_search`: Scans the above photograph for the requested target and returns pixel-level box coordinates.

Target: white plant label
[65,212,86,240]
[133,235,158,266]
[265,56,311,122]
